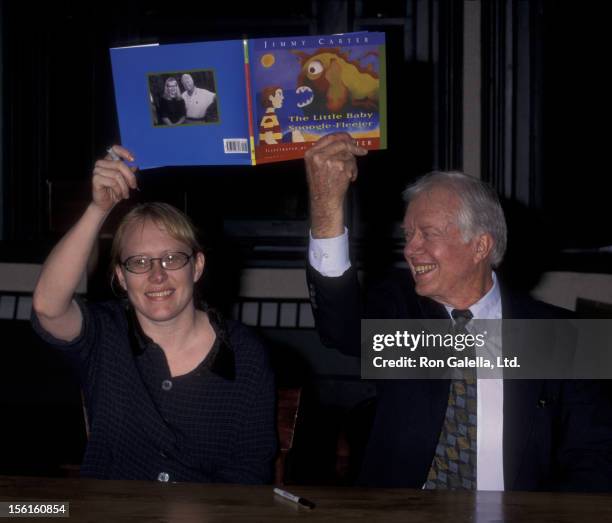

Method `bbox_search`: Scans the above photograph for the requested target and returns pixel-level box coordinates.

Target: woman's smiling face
[115,218,204,326]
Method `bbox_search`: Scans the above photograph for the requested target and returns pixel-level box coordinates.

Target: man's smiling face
[402,186,490,309]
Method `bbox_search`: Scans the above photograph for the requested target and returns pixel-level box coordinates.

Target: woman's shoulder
[225,318,264,345]
[209,310,270,364]
[222,319,273,388]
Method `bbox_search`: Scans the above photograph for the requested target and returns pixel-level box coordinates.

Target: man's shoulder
[368,270,576,319]
[365,268,426,318]
[195,87,214,97]
[499,280,574,319]
[368,267,415,298]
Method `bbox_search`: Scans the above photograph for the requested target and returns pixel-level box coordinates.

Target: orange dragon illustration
[292,48,379,115]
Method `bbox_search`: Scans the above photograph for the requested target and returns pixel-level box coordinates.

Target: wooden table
[1,475,611,522]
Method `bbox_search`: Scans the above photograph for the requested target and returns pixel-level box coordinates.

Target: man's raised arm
[304,133,367,356]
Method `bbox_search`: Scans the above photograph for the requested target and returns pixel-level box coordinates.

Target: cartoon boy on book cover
[258,85,305,145]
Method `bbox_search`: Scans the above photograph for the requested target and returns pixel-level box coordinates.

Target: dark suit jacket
[307,266,612,491]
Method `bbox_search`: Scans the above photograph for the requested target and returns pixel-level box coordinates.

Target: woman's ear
[114,265,128,291]
[193,252,205,282]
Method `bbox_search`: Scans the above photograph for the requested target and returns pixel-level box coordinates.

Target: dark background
[1,0,611,484]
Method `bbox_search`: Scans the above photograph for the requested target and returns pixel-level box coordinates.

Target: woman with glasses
[32,145,276,484]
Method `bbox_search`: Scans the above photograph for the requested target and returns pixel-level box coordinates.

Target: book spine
[243,39,257,166]
[378,41,388,150]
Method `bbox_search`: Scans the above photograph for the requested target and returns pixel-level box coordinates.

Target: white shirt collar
[443,271,502,320]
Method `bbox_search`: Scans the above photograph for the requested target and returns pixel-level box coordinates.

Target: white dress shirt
[309,229,505,491]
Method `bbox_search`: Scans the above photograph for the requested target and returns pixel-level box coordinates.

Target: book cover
[247,32,386,164]
[110,40,252,169]
[110,32,386,169]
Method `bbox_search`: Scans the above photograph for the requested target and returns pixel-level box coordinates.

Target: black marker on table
[273,487,316,509]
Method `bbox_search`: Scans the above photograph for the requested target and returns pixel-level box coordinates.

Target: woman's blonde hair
[110,202,203,271]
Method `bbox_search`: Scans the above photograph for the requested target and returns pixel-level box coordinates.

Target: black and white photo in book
[148,70,219,127]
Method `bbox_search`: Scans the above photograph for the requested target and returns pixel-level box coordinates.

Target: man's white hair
[402,171,507,267]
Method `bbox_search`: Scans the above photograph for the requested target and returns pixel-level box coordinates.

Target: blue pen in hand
[106,147,140,191]
[106,147,121,161]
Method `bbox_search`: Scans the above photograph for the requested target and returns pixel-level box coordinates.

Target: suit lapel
[500,285,543,489]
[416,295,452,481]
[502,379,543,489]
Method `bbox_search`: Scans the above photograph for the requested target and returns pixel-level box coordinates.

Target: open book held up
[110,32,386,169]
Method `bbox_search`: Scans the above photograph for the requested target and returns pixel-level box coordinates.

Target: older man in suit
[304,133,612,491]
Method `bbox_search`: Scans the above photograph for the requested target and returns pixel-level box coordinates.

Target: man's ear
[193,252,205,282]
[474,233,494,263]
[114,265,127,291]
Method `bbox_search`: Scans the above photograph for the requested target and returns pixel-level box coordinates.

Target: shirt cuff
[308,228,351,277]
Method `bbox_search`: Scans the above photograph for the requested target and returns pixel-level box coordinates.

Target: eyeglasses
[122,252,193,274]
